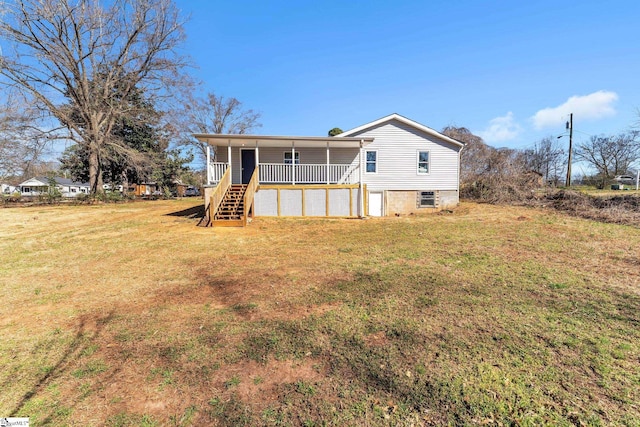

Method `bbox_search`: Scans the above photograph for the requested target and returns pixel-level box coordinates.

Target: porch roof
[193,133,374,149]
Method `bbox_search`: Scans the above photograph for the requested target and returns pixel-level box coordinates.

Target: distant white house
[195,113,465,225]
[1,183,18,194]
[18,176,90,197]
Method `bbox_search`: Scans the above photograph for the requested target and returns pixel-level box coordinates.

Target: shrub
[1,192,22,205]
[73,193,92,204]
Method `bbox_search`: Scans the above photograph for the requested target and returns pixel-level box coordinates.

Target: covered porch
[193,134,374,186]
[192,134,374,225]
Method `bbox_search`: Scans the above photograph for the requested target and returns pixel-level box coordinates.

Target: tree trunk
[121,169,129,197]
[88,144,103,195]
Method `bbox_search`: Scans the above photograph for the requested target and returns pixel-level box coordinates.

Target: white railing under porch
[259,163,359,184]
[208,162,360,185]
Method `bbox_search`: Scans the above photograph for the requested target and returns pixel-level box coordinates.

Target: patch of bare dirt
[364,331,390,347]
[85,357,325,421]
[219,358,324,404]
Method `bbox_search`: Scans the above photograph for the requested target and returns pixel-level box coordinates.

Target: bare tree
[177,91,261,164]
[442,126,539,202]
[442,126,491,184]
[523,136,565,186]
[0,0,186,194]
[0,95,52,180]
[575,133,640,187]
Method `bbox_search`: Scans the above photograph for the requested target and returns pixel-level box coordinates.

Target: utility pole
[566,113,573,187]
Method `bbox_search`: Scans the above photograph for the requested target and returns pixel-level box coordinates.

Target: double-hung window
[365,150,377,173]
[284,152,300,165]
[417,151,429,174]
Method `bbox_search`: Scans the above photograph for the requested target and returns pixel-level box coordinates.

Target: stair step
[212,219,245,227]
[211,183,251,227]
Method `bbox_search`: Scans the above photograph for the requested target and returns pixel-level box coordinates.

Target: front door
[241,149,256,184]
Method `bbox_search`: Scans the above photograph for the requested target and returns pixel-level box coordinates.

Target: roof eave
[193,133,374,148]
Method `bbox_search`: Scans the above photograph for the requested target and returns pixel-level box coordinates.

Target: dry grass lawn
[0,199,639,426]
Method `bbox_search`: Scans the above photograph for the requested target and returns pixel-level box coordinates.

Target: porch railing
[208,162,229,185]
[259,163,358,184]
[243,167,259,226]
[208,167,231,225]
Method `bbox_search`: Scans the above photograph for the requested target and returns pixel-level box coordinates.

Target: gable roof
[337,113,465,148]
[19,176,90,187]
[18,177,48,186]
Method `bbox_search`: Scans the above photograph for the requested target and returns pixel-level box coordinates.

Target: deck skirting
[253,184,365,218]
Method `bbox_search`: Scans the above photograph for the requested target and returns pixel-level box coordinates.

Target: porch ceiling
[193,133,374,148]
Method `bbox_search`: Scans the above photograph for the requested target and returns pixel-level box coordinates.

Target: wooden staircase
[212,184,247,227]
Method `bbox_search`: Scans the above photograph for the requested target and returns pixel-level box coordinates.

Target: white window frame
[365,150,378,174]
[283,151,300,165]
[417,150,430,175]
[418,191,436,208]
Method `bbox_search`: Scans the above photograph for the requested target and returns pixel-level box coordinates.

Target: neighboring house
[173,179,188,197]
[18,176,90,197]
[129,182,159,197]
[195,113,464,226]
[1,183,18,194]
[614,175,636,186]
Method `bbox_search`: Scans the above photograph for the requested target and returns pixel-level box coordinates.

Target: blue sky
[176,0,640,153]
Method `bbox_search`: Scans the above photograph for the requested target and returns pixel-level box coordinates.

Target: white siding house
[337,114,464,215]
[1,183,18,194]
[195,113,463,223]
[18,176,90,197]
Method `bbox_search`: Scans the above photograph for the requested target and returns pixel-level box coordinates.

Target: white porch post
[291,142,296,185]
[359,140,364,217]
[255,141,260,183]
[227,141,232,179]
[206,145,211,184]
[326,141,330,184]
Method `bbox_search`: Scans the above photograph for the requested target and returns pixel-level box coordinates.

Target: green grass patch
[71,359,108,378]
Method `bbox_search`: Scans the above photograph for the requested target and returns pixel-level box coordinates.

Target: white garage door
[368,192,383,216]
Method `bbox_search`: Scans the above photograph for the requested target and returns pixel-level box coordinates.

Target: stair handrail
[242,167,259,226]
[209,166,231,225]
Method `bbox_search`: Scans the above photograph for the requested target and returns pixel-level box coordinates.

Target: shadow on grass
[9,311,115,420]
[165,204,205,220]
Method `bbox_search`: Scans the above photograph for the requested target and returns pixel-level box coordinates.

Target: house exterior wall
[346,119,461,192]
[343,119,461,215]
[256,147,358,165]
[385,191,420,215]
[383,189,459,215]
[438,190,459,209]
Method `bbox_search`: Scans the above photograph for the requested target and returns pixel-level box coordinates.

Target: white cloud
[531,90,618,129]
[477,112,521,143]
